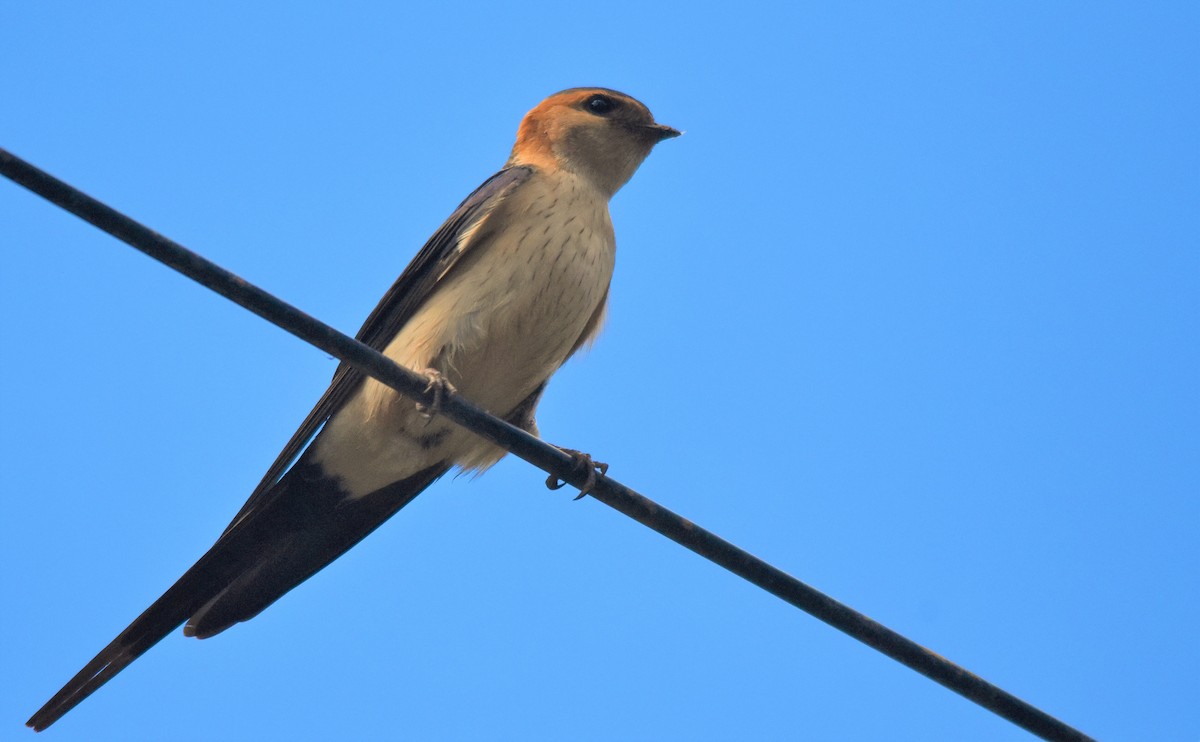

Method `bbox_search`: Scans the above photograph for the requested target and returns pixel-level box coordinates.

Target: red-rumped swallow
[28,88,678,731]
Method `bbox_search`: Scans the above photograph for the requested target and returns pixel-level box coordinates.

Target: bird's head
[508,88,680,197]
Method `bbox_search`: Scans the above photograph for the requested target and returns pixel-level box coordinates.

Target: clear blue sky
[2,3,1196,740]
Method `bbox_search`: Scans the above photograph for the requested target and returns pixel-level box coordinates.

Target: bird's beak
[644,123,682,141]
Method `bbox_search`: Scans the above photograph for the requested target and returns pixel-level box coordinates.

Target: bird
[27,87,679,731]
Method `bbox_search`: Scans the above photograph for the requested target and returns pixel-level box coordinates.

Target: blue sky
[2,3,1196,740]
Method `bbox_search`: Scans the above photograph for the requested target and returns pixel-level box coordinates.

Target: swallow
[28,87,678,731]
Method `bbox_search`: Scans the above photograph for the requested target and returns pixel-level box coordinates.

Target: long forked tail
[27,460,448,731]
[26,557,240,731]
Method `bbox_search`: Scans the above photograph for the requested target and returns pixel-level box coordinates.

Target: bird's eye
[586,95,618,116]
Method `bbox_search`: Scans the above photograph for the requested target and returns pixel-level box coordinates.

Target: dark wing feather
[350,165,534,352]
[221,165,533,534]
[26,460,450,732]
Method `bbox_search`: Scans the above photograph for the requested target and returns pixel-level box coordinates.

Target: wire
[1,148,1094,742]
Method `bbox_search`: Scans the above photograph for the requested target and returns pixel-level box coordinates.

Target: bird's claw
[546,448,609,500]
[415,368,456,418]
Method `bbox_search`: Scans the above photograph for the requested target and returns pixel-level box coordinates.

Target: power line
[1,148,1094,742]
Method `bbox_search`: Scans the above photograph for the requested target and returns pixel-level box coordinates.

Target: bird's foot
[546,448,609,500]
[415,368,456,418]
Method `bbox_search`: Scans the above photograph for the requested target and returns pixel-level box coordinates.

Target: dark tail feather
[26,551,245,731]
[185,461,447,638]
[27,460,447,732]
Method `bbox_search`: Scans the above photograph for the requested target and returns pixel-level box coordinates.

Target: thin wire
[1,148,1094,742]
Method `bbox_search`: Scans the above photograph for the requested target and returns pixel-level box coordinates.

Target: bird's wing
[25,164,534,733]
[221,165,533,534]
